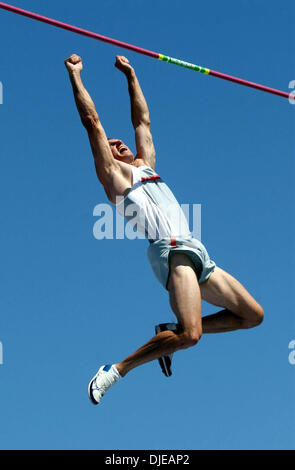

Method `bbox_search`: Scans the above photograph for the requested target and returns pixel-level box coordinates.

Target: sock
[110,364,122,381]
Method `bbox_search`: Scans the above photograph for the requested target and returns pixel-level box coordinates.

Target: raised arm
[115,56,156,169]
[65,54,119,186]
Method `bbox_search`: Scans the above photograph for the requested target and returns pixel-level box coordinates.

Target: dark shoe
[155,323,179,377]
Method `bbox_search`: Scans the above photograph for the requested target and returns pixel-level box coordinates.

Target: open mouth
[119,146,128,155]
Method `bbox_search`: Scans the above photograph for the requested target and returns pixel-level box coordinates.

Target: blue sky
[0,0,294,450]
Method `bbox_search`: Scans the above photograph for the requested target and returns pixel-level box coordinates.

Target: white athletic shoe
[88,364,120,405]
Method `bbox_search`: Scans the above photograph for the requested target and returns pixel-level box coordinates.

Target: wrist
[69,69,82,87]
[125,67,135,80]
[69,69,81,79]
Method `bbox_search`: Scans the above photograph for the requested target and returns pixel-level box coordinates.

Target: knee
[180,330,202,349]
[242,304,264,329]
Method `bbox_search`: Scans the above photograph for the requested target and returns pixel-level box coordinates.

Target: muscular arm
[65,54,118,185]
[127,69,150,129]
[115,56,156,168]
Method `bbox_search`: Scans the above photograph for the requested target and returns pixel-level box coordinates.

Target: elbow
[81,113,99,131]
[142,116,151,127]
[134,114,151,129]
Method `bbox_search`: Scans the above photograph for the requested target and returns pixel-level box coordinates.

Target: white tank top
[114,166,191,241]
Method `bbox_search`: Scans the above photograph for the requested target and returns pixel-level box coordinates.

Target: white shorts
[148,236,216,290]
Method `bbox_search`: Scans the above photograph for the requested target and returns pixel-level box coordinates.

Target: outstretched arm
[115,56,156,169]
[65,54,119,186]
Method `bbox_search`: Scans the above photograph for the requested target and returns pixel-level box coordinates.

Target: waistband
[148,236,193,245]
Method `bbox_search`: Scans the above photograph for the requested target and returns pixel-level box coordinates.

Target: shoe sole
[88,366,105,405]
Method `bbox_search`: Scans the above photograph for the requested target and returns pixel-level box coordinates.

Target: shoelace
[94,370,117,395]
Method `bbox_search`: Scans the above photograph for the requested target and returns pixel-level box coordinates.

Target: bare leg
[115,264,264,376]
[116,253,202,377]
[202,309,249,333]
[200,267,264,333]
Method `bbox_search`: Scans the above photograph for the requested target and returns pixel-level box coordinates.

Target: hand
[64,54,83,74]
[115,55,134,75]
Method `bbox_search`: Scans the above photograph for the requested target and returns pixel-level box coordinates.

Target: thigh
[167,253,202,333]
[199,266,263,322]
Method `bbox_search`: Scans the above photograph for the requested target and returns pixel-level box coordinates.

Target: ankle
[115,363,127,377]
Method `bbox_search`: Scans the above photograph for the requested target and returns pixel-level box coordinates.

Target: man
[65,54,264,405]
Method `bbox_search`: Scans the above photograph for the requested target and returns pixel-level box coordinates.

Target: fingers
[115,55,129,64]
[65,53,82,65]
[115,55,132,70]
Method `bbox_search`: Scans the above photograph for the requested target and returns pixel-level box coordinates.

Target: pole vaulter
[0,1,293,101]
[0,2,275,403]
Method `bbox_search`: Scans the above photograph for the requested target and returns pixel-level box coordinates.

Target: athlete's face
[108,139,134,164]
